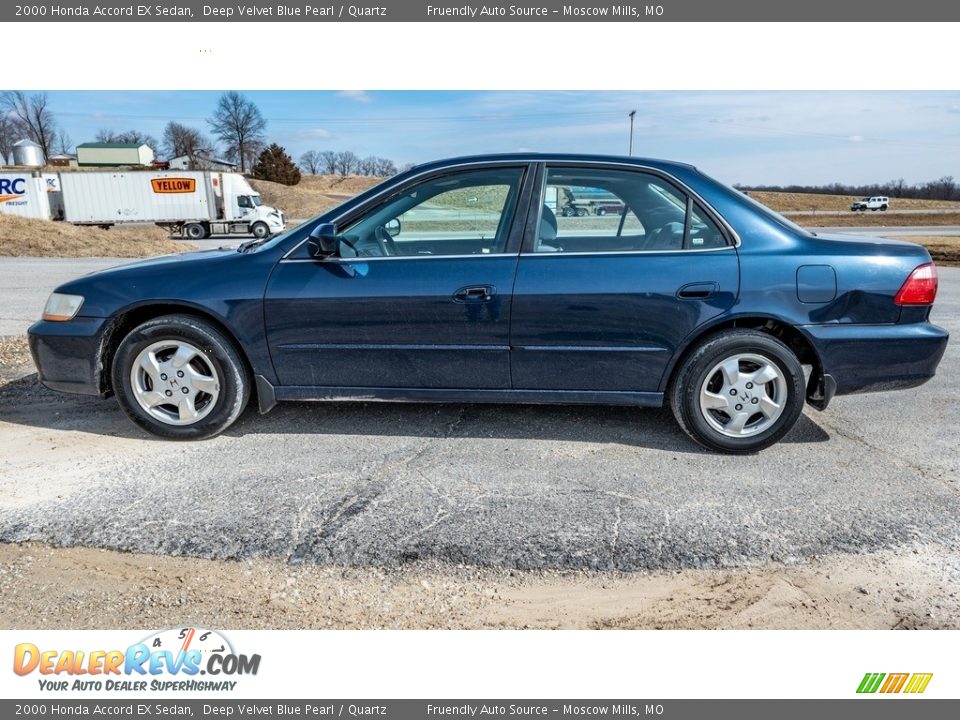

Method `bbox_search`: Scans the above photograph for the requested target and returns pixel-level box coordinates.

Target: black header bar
[4,0,960,22]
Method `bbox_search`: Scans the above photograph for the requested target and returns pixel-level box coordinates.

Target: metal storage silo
[13,139,45,167]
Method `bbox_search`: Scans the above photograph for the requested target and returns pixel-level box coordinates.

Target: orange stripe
[891,673,909,693]
[180,627,196,653]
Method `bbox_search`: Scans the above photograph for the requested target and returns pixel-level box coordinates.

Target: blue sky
[30,90,960,185]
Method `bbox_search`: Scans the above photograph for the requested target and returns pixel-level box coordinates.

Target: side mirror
[307,222,338,257]
[385,218,401,237]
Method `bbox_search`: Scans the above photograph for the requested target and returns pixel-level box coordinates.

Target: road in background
[814,226,960,237]
[0,258,124,335]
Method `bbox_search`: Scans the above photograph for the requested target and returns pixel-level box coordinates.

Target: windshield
[251,195,262,207]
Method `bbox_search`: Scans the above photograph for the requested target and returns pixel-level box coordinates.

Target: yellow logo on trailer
[150,178,196,194]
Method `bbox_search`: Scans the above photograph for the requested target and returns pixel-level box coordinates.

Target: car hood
[81,247,238,277]
[52,244,277,320]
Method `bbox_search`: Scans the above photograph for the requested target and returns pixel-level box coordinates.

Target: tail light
[894,262,938,306]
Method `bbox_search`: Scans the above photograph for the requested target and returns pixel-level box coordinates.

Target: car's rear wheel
[111,314,250,440]
[669,330,805,453]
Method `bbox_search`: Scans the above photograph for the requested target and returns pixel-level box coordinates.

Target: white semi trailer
[58,170,285,239]
[0,172,53,220]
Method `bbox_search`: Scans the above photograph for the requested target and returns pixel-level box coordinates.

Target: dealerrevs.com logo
[13,627,261,693]
[857,672,933,694]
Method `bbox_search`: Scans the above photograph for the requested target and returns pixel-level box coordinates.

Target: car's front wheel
[669,330,805,453]
[111,314,250,440]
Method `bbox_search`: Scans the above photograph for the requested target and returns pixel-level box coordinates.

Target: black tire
[668,329,805,454]
[111,314,250,440]
[576,208,588,217]
[185,223,207,240]
[251,222,270,240]
[596,207,606,216]
[880,205,887,211]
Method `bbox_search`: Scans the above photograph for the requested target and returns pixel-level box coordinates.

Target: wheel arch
[98,301,256,398]
[660,314,825,403]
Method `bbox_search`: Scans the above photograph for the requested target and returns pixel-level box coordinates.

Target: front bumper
[801,321,949,397]
[27,317,111,397]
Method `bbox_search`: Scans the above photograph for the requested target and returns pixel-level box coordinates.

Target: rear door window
[534,166,729,253]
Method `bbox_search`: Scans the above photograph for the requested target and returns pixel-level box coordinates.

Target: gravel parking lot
[0,261,957,628]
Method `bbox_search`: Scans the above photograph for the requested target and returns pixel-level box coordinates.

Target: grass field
[749,191,960,213]
[893,236,960,266]
[799,212,960,228]
[250,175,383,218]
[0,215,194,258]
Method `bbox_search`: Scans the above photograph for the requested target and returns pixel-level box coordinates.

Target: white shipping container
[59,171,217,224]
[0,173,53,220]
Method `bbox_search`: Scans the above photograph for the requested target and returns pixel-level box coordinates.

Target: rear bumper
[801,321,949,396]
[27,317,110,397]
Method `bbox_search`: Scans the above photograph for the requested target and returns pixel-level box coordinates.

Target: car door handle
[677,282,718,299]
[453,285,496,303]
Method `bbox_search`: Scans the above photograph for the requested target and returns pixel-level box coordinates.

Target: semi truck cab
[212,173,286,240]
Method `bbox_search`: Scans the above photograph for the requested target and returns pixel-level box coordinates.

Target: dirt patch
[0,336,32,383]
[750,191,960,213]
[0,542,955,630]
[0,215,193,258]
[250,175,383,219]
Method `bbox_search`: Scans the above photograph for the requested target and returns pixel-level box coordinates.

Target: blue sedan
[28,154,948,452]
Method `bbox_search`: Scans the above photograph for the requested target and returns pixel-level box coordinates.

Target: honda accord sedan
[28,154,948,452]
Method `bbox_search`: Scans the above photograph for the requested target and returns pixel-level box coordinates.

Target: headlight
[42,293,85,321]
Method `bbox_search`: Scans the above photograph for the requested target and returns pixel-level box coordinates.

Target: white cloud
[337,90,372,104]
[848,135,865,142]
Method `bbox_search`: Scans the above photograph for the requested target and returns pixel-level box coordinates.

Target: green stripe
[857,673,885,693]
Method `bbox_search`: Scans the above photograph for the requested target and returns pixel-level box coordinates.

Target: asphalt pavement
[0,258,957,571]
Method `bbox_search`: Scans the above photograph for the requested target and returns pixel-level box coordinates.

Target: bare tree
[162,121,209,164]
[0,114,17,164]
[0,91,58,159]
[375,157,398,176]
[357,155,377,176]
[53,129,73,156]
[319,150,338,175]
[334,150,359,177]
[299,150,322,175]
[207,91,266,173]
[95,128,158,148]
[936,176,956,201]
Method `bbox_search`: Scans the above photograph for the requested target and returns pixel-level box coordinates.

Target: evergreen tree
[251,144,301,185]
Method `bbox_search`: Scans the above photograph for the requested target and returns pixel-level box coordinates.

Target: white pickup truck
[850,196,889,211]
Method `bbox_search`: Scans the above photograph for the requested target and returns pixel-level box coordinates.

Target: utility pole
[628,110,636,156]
